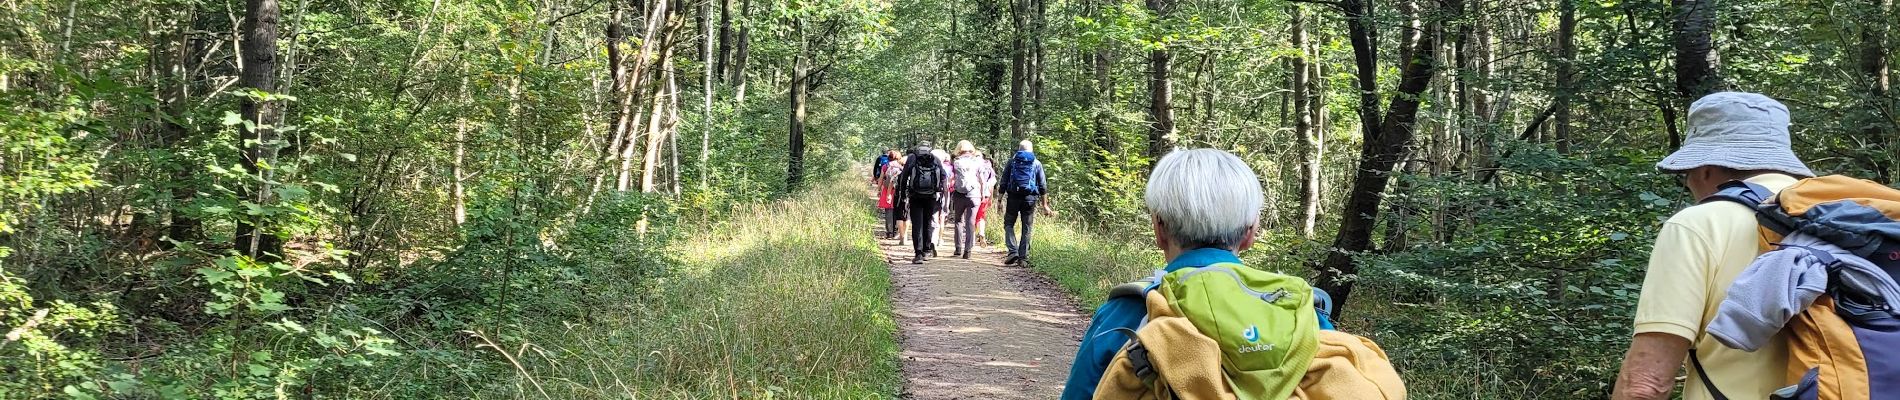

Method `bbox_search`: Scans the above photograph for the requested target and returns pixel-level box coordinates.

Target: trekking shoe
[913,255,924,264]
[960,253,971,260]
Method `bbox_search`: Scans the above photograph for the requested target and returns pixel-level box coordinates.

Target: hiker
[949,141,995,259]
[873,148,893,186]
[879,150,906,240]
[896,144,950,263]
[999,140,1052,266]
[974,150,998,246]
[1611,92,1818,400]
[932,148,955,257]
[1062,148,1403,400]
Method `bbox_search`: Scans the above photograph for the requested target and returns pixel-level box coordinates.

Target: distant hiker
[999,140,1051,266]
[950,141,996,259]
[974,150,999,246]
[892,154,912,245]
[1612,92,1820,400]
[1062,148,1404,400]
[873,149,893,185]
[879,150,906,239]
[897,144,949,263]
[932,148,955,257]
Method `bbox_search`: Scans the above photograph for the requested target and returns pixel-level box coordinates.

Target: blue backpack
[1005,152,1042,195]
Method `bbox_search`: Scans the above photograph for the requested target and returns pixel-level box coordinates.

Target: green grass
[1010,220,1161,312]
[473,176,900,398]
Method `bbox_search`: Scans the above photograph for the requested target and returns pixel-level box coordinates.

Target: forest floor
[877,214,1089,399]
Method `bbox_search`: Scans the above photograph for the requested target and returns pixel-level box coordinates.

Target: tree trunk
[453,71,469,226]
[161,10,202,243]
[787,48,809,189]
[619,0,672,192]
[1293,5,1320,239]
[1673,0,1724,103]
[1555,0,1576,153]
[1314,0,1448,316]
[701,0,716,189]
[1030,0,1047,136]
[1861,0,1895,181]
[730,0,751,103]
[235,0,282,260]
[642,20,680,193]
[1091,0,1115,156]
[1343,0,1383,167]
[715,0,732,81]
[604,0,632,193]
[1010,0,1028,140]
[1145,0,1175,161]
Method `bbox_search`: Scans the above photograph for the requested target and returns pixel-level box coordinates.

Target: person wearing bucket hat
[1612,92,1813,400]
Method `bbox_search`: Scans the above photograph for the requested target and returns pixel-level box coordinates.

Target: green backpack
[1099,262,1321,399]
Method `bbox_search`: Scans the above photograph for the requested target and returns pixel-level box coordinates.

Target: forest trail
[879,217,1089,399]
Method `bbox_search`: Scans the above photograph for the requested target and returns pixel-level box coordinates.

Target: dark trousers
[1004,194,1039,259]
[908,195,939,256]
[883,207,898,237]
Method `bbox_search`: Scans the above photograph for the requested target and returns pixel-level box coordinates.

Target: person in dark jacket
[998,140,1053,266]
[896,144,950,264]
[872,149,893,184]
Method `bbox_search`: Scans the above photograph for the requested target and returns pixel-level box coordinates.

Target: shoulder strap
[1689,349,1731,400]
[1700,180,1774,209]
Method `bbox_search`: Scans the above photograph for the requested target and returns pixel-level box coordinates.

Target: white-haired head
[1018,140,1034,152]
[957,140,976,155]
[1144,148,1264,251]
[932,149,950,161]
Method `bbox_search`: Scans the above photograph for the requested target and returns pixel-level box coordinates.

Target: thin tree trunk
[235,0,282,260]
[715,0,732,81]
[619,0,672,192]
[1293,6,1320,239]
[730,0,750,103]
[163,9,202,243]
[453,72,469,226]
[1145,0,1175,161]
[642,21,679,193]
[701,0,716,189]
[604,0,632,193]
[669,64,682,195]
[1010,0,1028,140]
[1314,0,1450,316]
[1861,0,1894,181]
[1673,0,1725,103]
[1555,0,1576,153]
[787,42,809,189]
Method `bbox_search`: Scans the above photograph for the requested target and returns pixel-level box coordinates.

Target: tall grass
[471,176,899,398]
[1014,220,1161,311]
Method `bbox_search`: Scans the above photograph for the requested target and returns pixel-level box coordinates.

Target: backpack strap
[1689,349,1731,400]
[1700,180,1775,209]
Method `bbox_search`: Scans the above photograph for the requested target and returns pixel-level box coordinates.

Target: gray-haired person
[1062,148,1267,398]
[1612,92,1816,400]
[999,140,1052,266]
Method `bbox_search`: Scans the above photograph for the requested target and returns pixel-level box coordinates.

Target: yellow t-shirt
[1632,173,1798,400]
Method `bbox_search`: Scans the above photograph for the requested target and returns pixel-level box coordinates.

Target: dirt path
[879,219,1089,399]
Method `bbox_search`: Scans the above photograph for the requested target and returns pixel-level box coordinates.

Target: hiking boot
[960,252,971,260]
[913,255,925,264]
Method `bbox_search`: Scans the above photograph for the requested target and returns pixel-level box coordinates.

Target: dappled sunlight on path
[881,219,1088,399]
